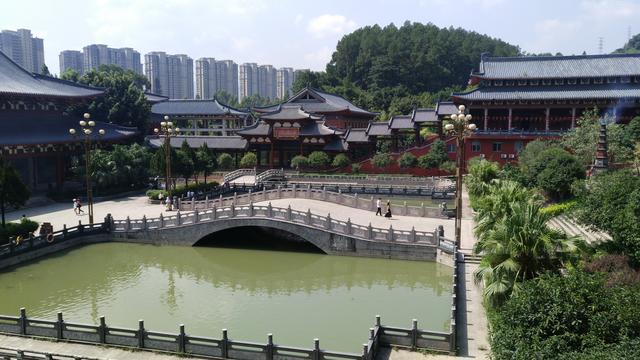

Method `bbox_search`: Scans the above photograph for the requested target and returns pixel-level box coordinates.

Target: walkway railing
[113,203,456,251]
[223,168,256,183]
[0,346,101,360]
[182,186,451,219]
[256,168,285,184]
[0,221,107,260]
[0,307,456,359]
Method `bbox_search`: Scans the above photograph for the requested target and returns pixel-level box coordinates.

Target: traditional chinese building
[150,98,252,136]
[0,51,137,190]
[452,53,640,164]
[237,104,345,167]
[253,87,376,130]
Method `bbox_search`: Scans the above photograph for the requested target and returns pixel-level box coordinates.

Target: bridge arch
[194,225,325,253]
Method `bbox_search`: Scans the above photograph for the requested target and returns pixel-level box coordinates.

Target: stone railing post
[176,211,182,226]
[313,339,320,360]
[411,319,418,350]
[191,198,195,211]
[178,324,186,353]
[371,196,375,211]
[435,227,440,247]
[306,209,312,224]
[98,316,107,343]
[287,205,292,221]
[367,223,373,239]
[403,201,408,216]
[233,192,237,204]
[62,224,67,238]
[19,308,26,335]
[221,329,229,358]
[194,209,200,223]
[177,197,182,210]
[326,213,331,230]
[307,184,311,198]
[262,189,267,202]
[323,186,327,201]
[410,227,416,242]
[388,225,394,241]
[421,203,426,217]
[346,218,352,235]
[78,220,84,233]
[230,204,236,217]
[293,183,297,198]
[142,215,147,230]
[354,193,359,208]
[267,334,274,360]
[56,312,64,340]
[248,189,253,203]
[159,213,164,228]
[138,320,145,348]
[249,202,254,217]
[277,185,282,199]
[126,216,131,231]
[212,204,217,220]
[219,194,223,206]
[205,195,210,209]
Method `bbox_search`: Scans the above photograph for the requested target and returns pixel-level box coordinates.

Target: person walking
[375,197,382,216]
[76,199,85,215]
[72,198,78,215]
[384,200,392,218]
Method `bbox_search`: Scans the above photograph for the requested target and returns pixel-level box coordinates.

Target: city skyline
[1,0,638,79]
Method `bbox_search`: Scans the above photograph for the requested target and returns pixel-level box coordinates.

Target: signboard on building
[274,127,299,139]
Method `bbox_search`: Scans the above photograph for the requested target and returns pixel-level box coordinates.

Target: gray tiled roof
[323,138,349,152]
[344,128,370,143]
[436,102,458,116]
[475,53,640,79]
[254,87,376,117]
[452,84,640,101]
[412,108,438,123]
[0,51,104,98]
[260,104,323,121]
[299,121,342,136]
[389,115,414,129]
[147,135,247,150]
[151,99,249,116]
[0,111,136,146]
[366,122,391,136]
[145,92,169,103]
[236,121,271,136]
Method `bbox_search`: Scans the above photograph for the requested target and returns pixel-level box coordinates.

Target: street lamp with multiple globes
[444,104,477,247]
[69,113,105,225]
[154,116,180,191]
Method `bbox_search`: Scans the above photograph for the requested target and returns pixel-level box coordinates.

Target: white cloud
[294,14,304,25]
[307,14,357,39]
[304,46,334,70]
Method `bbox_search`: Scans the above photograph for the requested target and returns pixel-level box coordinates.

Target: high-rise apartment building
[218,60,238,99]
[195,57,218,100]
[145,52,194,99]
[258,65,277,100]
[59,50,83,75]
[276,67,295,99]
[239,62,259,101]
[80,44,142,74]
[0,28,45,73]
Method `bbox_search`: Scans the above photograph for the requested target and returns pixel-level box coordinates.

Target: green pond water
[0,243,453,353]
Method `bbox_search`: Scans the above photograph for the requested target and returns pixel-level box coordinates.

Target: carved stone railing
[256,168,285,184]
[182,185,449,219]
[223,168,256,183]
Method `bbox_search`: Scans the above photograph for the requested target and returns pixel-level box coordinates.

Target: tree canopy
[0,159,30,226]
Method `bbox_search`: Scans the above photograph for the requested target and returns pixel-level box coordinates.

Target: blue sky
[1,0,638,75]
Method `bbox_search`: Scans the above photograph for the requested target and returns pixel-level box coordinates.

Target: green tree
[614,32,640,53]
[417,140,448,168]
[474,200,583,307]
[291,155,309,170]
[331,154,351,168]
[40,64,51,76]
[68,64,151,131]
[465,157,500,198]
[372,153,392,168]
[397,152,417,168]
[0,159,30,226]
[535,148,585,200]
[239,152,258,168]
[308,151,330,168]
[217,153,234,169]
[214,90,239,107]
[60,68,80,83]
[195,143,217,183]
[150,145,179,185]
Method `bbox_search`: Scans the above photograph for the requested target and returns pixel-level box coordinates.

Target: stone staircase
[547,214,611,244]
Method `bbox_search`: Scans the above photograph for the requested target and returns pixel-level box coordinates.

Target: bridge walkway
[229,175,256,185]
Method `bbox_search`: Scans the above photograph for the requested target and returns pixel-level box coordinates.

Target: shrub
[217,153,233,169]
[372,153,392,168]
[351,163,361,174]
[398,153,417,168]
[239,152,257,168]
[490,271,640,359]
[146,181,219,199]
[418,140,448,168]
[291,155,309,169]
[331,154,350,168]
[438,161,456,173]
[146,189,168,200]
[535,148,585,200]
[539,200,576,217]
[0,218,39,244]
[308,151,330,168]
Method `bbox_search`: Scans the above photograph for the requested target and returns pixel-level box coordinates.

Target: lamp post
[444,105,476,247]
[69,113,105,225]
[154,116,180,191]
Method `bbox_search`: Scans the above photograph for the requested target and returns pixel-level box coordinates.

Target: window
[621,76,631,84]
[472,141,481,152]
[494,80,503,86]
[554,79,564,85]
[542,79,552,85]
[567,79,577,85]
[594,78,603,84]
[530,79,539,86]
[607,77,617,84]
[492,142,503,152]
[447,144,456,153]
[506,80,515,86]
[514,141,524,153]
[580,78,590,85]
[518,80,527,86]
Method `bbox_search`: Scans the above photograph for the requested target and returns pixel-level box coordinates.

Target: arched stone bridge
[111,203,456,263]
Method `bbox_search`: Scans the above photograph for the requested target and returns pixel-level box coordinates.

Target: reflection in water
[0,243,452,353]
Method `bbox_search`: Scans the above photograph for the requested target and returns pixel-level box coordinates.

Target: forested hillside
[293,21,521,117]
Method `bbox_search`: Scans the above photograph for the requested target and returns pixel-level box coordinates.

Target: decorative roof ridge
[32,73,106,92]
[481,53,640,63]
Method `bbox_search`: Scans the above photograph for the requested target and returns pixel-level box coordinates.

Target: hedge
[540,200,577,217]
[146,181,220,199]
[0,218,39,244]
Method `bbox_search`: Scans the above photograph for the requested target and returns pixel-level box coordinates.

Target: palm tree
[473,201,584,307]
[465,158,500,198]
